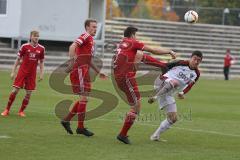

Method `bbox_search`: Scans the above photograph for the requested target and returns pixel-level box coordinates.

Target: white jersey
[154,60,200,108]
[162,60,200,94]
[164,66,197,88]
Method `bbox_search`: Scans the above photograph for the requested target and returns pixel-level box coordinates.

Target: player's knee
[168,113,178,124]
[80,96,88,102]
[12,88,19,94]
[130,103,141,115]
[169,79,180,88]
[26,90,32,95]
[171,116,178,123]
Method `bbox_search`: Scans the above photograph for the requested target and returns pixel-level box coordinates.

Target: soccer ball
[184,10,198,23]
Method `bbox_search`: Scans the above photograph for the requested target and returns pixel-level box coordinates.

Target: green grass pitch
[0,70,240,160]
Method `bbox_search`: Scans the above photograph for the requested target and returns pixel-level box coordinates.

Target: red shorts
[70,66,91,95]
[13,71,36,90]
[115,76,140,106]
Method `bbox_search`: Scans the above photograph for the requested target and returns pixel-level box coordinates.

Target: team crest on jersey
[28,49,31,52]
[36,50,41,53]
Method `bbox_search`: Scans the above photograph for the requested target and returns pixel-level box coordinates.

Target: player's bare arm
[69,42,77,59]
[65,42,77,73]
[11,57,21,80]
[38,60,44,82]
[143,46,176,59]
[90,61,108,80]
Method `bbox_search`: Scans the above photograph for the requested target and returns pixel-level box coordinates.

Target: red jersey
[74,32,94,68]
[17,43,45,74]
[224,53,233,67]
[113,38,144,77]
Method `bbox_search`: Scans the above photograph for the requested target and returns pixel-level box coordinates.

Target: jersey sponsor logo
[29,53,36,58]
[177,71,190,82]
[29,52,37,60]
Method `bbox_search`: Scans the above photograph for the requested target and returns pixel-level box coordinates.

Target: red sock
[19,95,31,112]
[119,111,137,137]
[64,101,79,121]
[6,92,17,111]
[77,100,87,129]
[142,54,167,68]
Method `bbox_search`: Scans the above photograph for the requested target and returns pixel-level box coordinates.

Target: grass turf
[0,71,240,160]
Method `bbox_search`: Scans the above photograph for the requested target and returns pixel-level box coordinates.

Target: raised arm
[178,69,200,99]
[143,46,176,59]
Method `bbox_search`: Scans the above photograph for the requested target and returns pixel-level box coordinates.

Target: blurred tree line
[106,0,179,21]
[196,0,240,25]
[106,0,240,26]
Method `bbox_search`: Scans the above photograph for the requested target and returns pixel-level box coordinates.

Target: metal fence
[107,2,240,26]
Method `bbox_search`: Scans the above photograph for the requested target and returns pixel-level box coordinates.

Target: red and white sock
[64,101,79,121]
[77,100,87,129]
[19,95,31,112]
[6,92,17,111]
[119,111,137,137]
[142,54,167,68]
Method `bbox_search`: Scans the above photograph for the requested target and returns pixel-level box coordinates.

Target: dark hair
[124,26,138,38]
[191,50,203,59]
[84,19,97,29]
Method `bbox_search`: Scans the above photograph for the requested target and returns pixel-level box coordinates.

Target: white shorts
[154,77,177,113]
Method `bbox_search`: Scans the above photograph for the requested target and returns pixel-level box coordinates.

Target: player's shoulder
[20,42,31,48]
[38,44,45,50]
[167,60,189,68]
[123,38,138,43]
[195,68,200,76]
[132,38,143,45]
[179,60,189,65]
[79,32,92,40]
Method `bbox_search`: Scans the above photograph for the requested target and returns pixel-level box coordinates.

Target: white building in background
[0,0,106,46]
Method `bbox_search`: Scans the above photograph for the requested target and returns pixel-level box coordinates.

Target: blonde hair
[30,30,39,36]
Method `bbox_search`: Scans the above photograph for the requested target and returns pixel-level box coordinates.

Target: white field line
[0,135,11,139]
[97,118,240,138]
[2,109,240,138]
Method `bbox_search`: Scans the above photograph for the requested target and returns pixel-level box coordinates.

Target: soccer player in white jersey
[148,50,202,141]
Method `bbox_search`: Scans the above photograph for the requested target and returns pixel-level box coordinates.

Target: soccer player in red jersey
[113,26,176,144]
[223,49,235,80]
[61,19,107,136]
[1,30,45,117]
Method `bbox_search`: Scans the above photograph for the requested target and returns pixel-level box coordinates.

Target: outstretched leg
[151,103,178,141]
